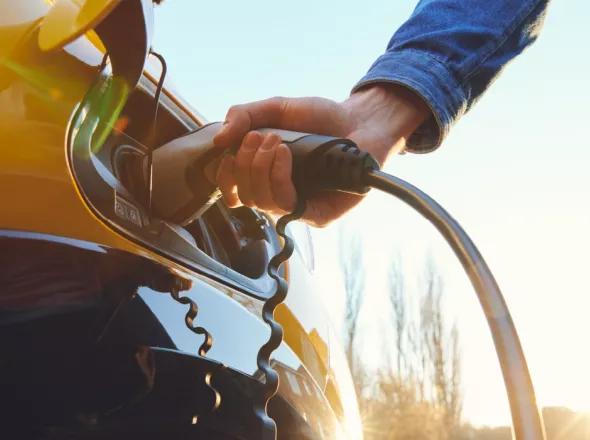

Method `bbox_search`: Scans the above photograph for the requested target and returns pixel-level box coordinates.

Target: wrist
[342,83,431,156]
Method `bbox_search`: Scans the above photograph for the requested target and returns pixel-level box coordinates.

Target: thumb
[213,97,287,148]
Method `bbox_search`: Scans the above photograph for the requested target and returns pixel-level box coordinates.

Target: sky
[152,0,589,428]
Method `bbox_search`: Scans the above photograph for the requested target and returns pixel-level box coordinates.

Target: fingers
[214,130,359,227]
[213,95,345,148]
[250,133,281,211]
[210,94,355,225]
[213,97,287,149]
[234,131,263,207]
[270,144,296,212]
[216,154,239,207]
[215,131,296,215]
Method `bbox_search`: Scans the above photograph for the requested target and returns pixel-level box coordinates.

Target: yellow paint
[275,304,329,388]
[0,5,355,433]
[0,22,178,280]
[84,29,106,53]
[38,0,120,51]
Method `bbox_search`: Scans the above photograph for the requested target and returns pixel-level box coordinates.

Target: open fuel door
[38,0,119,52]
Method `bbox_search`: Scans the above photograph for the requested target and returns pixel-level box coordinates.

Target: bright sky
[152,0,589,428]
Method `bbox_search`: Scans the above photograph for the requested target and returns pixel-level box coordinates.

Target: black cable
[364,169,545,440]
[255,199,307,440]
[145,51,167,218]
[170,287,213,357]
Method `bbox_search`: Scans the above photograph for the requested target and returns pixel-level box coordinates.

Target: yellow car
[0,1,360,438]
[0,2,547,440]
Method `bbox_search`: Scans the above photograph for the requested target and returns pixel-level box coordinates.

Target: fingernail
[276,144,290,162]
[260,138,274,151]
[243,131,261,151]
[260,142,273,151]
[262,133,281,151]
[216,121,229,137]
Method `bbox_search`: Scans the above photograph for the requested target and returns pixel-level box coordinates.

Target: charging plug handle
[269,133,381,198]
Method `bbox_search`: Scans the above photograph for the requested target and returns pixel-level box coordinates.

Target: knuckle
[267,96,285,105]
[251,157,268,174]
[267,132,281,144]
[226,104,243,116]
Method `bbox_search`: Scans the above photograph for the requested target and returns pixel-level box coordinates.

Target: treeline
[464,407,590,440]
[339,233,461,440]
[338,231,587,439]
[358,404,590,439]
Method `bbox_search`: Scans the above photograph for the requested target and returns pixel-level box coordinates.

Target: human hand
[212,84,431,227]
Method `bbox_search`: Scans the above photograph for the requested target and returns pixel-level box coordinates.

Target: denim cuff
[352,49,467,154]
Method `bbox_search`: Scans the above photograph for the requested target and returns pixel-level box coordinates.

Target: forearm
[342,84,431,161]
[353,0,553,153]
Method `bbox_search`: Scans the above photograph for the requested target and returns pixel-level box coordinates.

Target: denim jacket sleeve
[353,0,552,153]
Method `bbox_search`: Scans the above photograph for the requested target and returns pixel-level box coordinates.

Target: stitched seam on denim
[367,49,467,120]
[353,76,444,151]
[378,48,470,125]
[383,48,463,94]
[459,0,543,84]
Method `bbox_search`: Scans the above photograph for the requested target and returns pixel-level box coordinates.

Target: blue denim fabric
[353,0,552,153]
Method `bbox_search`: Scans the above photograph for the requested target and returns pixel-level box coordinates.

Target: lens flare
[88,74,129,153]
[2,55,129,157]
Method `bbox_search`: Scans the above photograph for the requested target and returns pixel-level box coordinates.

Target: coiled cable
[254,198,307,440]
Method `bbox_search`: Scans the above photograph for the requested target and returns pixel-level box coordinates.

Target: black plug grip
[283,134,381,198]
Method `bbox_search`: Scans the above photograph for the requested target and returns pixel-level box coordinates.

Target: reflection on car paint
[0,2,363,437]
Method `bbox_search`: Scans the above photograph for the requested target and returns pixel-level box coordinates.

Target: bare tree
[336,230,464,440]
[338,229,366,393]
[364,254,463,440]
[386,254,407,376]
[419,257,463,436]
[448,322,462,430]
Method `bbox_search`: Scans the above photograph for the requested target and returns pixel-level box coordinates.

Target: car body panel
[0,231,345,439]
[38,0,120,52]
